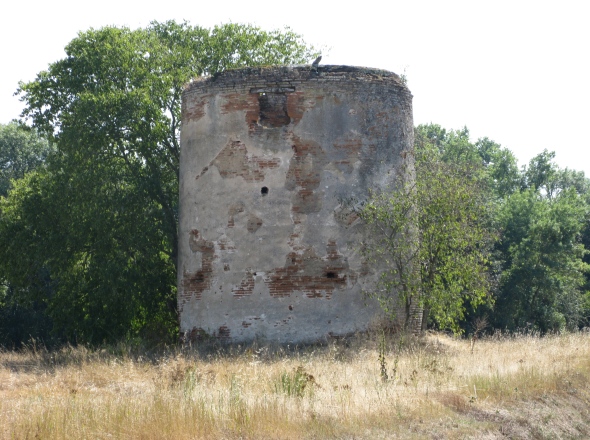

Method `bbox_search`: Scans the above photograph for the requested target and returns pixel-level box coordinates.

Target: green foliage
[0,21,317,346]
[274,366,316,397]
[358,123,590,335]
[0,163,177,344]
[475,137,521,198]
[358,127,494,333]
[0,121,53,197]
[493,151,590,332]
[4,20,588,342]
[415,124,521,199]
[0,123,55,347]
[415,144,494,332]
[412,127,590,333]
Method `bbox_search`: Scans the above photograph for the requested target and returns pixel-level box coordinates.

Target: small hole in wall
[326,272,337,279]
[261,186,269,195]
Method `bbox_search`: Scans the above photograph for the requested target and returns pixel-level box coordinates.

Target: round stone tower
[179,65,414,343]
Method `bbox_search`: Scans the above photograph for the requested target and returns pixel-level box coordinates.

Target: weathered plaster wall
[179,65,414,343]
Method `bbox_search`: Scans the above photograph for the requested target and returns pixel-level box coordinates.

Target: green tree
[359,134,494,334]
[415,124,520,199]
[0,160,177,343]
[494,187,589,332]
[0,121,53,197]
[474,137,521,198]
[360,125,590,334]
[1,21,317,345]
[492,151,590,332]
[18,22,316,268]
[0,123,55,347]
[415,145,493,332]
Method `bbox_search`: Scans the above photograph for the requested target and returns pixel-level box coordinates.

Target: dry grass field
[1,331,589,439]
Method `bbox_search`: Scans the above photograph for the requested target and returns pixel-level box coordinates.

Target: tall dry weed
[1,331,589,439]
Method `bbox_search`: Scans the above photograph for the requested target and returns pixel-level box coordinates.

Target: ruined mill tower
[179,65,414,343]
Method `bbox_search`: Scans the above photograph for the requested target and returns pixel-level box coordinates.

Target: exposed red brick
[181,326,207,342]
[216,325,231,339]
[285,136,326,189]
[179,66,417,340]
[227,202,245,228]
[288,232,305,251]
[285,135,326,214]
[233,272,255,297]
[285,92,306,124]
[333,133,363,173]
[213,140,280,182]
[263,242,355,298]
[217,236,236,251]
[189,229,214,253]
[182,230,215,301]
[182,94,210,122]
[221,93,259,132]
[326,240,339,260]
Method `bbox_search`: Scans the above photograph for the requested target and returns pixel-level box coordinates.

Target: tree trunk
[421,306,430,332]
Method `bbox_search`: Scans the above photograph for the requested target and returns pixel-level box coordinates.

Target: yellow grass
[1,331,589,439]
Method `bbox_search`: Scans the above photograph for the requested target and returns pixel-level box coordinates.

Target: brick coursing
[179,65,415,342]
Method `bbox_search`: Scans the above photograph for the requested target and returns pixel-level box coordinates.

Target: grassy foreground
[1,331,589,439]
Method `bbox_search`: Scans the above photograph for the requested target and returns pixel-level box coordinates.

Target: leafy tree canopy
[493,152,590,332]
[0,121,53,197]
[0,21,317,345]
[359,125,590,335]
[357,126,496,334]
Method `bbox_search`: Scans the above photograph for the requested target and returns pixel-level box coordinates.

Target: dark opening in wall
[258,93,290,127]
[326,272,337,279]
[261,186,269,195]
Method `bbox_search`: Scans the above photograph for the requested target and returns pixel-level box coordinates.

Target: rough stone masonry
[179,65,414,343]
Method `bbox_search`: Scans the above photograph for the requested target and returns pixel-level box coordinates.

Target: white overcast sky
[1,0,588,174]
